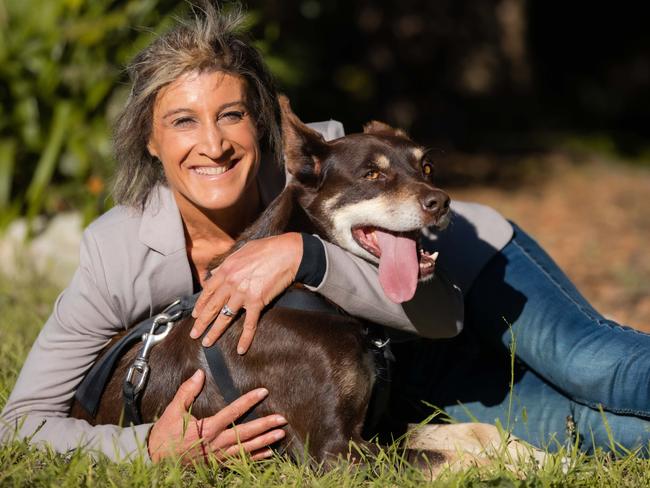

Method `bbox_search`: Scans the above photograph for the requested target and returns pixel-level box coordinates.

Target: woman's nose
[199,123,232,160]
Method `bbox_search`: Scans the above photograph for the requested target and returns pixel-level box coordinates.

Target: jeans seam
[511,237,644,335]
[570,397,650,418]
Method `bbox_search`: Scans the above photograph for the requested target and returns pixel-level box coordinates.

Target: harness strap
[273,287,343,315]
[122,381,143,426]
[202,342,257,422]
[75,293,201,419]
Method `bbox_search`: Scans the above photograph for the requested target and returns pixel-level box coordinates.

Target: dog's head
[280,96,450,303]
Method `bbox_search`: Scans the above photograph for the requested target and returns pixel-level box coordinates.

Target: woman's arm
[0,230,152,461]
[192,230,464,348]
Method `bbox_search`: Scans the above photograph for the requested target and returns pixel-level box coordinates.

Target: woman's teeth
[193,165,230,175]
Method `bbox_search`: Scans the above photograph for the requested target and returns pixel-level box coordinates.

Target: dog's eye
[422,161,434,177]
[364,169,382,180]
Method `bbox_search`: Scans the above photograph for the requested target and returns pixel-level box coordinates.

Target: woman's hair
[112,2,281,208]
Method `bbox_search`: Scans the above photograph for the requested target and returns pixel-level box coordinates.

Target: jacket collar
[138,184,187,256]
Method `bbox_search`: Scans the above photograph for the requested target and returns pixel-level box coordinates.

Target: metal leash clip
[124,309,179,396]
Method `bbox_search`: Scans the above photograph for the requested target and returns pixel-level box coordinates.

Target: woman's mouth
[190,159,240,176]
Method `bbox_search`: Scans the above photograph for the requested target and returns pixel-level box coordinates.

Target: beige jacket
[0,121,512,461]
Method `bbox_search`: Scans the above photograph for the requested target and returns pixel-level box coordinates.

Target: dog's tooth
[431,251,439,262]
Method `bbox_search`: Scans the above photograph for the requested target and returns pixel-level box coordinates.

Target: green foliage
[0,0,184,230]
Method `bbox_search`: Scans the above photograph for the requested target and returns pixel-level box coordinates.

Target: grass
[2,270,650,486]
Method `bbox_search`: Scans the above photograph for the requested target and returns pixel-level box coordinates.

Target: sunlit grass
[2,270,650,486]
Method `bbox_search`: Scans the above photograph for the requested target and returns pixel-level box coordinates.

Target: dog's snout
[421,189,450,215]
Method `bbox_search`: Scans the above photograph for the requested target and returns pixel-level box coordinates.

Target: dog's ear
[280,95,328,186]
[363,120,409,139]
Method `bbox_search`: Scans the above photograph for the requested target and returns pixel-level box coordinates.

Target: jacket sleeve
[0,229,153,462]
[307,237,464,339]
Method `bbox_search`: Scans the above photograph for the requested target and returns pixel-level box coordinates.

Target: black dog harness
[75,289,392,429]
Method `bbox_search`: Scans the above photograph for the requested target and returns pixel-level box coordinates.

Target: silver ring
[220,304,236,317]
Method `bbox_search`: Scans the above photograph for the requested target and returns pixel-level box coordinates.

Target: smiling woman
[148,72,260,216]
[147,71,263,283]
[0,3,300,464]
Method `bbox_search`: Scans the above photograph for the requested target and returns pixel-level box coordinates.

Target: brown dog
[71,96,450,464]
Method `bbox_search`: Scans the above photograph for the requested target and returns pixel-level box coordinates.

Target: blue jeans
[389,223,650,454]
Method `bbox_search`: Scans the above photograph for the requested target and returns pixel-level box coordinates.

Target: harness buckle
[124,312,176,396]
[125,358,150,396]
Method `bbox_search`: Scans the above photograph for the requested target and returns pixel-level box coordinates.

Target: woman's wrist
[295,233,326,287]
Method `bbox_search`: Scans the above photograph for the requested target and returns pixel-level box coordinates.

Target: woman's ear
[147,139,159,160]
[279,95,328,187]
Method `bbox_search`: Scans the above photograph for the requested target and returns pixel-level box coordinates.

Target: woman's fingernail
[273,430,285,441]
[257,388,269,399]
[201,337,211,347]
[276,416,287,424]
[237,346,246,355]
[190,328,199,339]
[260,448,273,459]
[192,369,203,381]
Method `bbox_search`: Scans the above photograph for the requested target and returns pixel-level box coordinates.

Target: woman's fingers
[213,428,286,461]
[192,270,223,317]
[203,387,270,435]
[201,288,247,347]
[237,306,262,354]
[191,282,229,339]
[189,234,303,349]
[148,380,280,464]
[173,369,205,412]
[148,369,205,462]
[210,414,287,450]
[249,447,275,461]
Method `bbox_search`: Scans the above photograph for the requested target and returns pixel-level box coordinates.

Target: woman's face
[147,71,260,215]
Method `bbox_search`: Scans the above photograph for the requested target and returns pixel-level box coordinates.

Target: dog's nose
[421,189,450,215]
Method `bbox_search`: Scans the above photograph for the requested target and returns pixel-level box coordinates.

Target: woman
[2,4,649,464]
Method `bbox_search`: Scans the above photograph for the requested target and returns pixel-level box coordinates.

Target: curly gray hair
[112,2,281,208]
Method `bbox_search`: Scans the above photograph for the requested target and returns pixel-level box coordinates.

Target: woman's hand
[190,232,303,353]
[147,369,287,463]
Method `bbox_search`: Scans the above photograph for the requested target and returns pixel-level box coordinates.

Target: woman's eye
[172,117,195,127]
[364,169,382,180]
[218,110,246,125]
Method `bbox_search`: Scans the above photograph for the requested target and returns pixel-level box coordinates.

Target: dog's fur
[70,96,450,464]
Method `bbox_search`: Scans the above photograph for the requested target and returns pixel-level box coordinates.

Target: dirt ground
[447,153,650,332]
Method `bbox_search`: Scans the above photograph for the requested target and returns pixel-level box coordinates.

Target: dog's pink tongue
[375,230,418,303]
